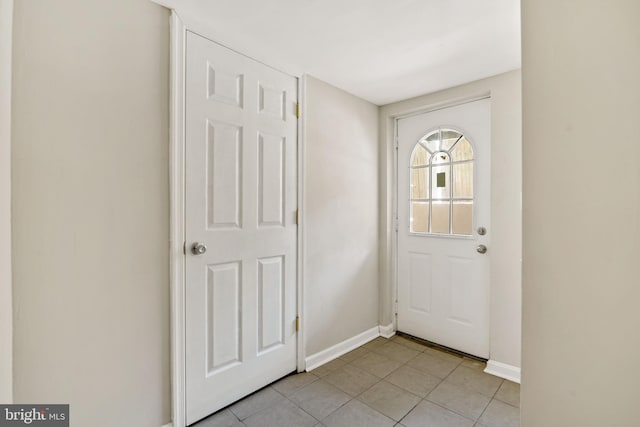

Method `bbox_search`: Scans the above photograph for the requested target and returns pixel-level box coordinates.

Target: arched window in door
[409,128,474,235]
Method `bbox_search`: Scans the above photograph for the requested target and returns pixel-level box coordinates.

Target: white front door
[396,99,491,358]
[185,31,298,424]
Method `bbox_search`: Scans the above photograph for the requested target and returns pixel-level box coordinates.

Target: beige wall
[11,1,170,426]
[303,76,380,356]
[0,0,13,404]
[380,70,522,369]
[521,1,640,425]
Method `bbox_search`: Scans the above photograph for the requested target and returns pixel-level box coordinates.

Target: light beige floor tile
[339,347,370,363]
[322,399,395,427]
[310,358,348,377]
[229,387,285,420]
[391,336,428,352]
[243,398,317,427]
[407,352,461,379]
[494,381,520,408]
[351,352,403,378]
[461,358,487,371]
[273,372,319,396]
[363,337,390,350]
[373,342,421,364]
[358,381,421,421]
[445,366,503,397]
[193,408,245,427]
[221,341,512,427]
[323,364,380,397]
[289,380,351,420]
[423,346,465,364]
[427,381,491,420]
[402,400,474,427]
[477,399,520,427]
[384,365,442,398]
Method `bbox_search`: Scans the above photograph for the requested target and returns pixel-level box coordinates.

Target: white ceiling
[158,0,521,105]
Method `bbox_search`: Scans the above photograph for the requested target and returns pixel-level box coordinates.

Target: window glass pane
[431,164,450,199]
[440,129,462,151]
[410,202,429,233]
[411,168,429,199]
[423,131,440,153]
[453,162,473,198]
[410,129,475,237]
[452,201,473,235]
[411,144,429,167]
[431,201,450,234]
[451,137,473,161]
[432,152,449,165]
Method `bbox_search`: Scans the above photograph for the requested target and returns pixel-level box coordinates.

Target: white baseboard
[161,423,173,427]
[484,360,521,384]
[378,323,395,338]
[305,326,379,371]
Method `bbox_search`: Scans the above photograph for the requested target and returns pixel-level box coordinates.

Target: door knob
[476,244,487,254]
[191,243,207,255]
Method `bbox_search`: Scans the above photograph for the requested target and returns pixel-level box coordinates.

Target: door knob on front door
[476,244,487,254]
[191,243,207,255]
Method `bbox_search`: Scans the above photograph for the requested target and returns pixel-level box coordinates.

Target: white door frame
[388,94,491,344]
[168,11,306,427]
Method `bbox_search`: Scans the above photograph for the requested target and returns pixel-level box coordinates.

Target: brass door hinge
[295,316,300,332]
[296,209,300,225]
[295,103,301,119]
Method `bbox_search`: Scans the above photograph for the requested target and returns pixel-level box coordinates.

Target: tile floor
[193,335,520,427]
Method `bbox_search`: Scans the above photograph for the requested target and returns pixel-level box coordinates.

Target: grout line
[395,396,422,426]
[491,381,520,409]
[204,339,517,427]
[422,398,478,423]
[492,396,520,409]
[419,359,490,423]
[283,394,322,423]
[474,378,504,424]
[348,340,447,426]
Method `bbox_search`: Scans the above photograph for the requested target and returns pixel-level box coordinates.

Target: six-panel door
[185,31,298,424]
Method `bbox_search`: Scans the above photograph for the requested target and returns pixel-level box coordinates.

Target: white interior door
[185,31,298,424]
[397,99,490,358]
